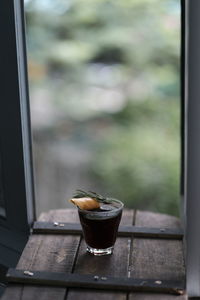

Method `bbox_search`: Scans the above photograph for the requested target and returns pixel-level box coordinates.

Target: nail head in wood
[23,271,34,276]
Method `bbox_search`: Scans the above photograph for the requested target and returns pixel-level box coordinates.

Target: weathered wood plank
[2,209,186,300]
[66,209,134,300]
[6,269,184,294]
[129,210,186,300]
[66,289,126,300]
[134,210,182,229]
[2,209,80,300]
[33,222,183,239]
[129,293,187,300]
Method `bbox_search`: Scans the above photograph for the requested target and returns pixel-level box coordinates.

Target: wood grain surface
[2,209,80,300]
[2,208,186,300]
[129,210,186,300]
[66,209,134,300]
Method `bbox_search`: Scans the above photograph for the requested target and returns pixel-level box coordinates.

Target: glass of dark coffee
[78,199,123,256]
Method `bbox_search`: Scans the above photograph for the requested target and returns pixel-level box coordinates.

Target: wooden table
[2,209,187,299]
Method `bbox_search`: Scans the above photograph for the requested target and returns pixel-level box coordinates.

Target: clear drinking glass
[78,199,124,256]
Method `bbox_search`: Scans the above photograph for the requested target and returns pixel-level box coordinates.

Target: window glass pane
[25,0,180,217]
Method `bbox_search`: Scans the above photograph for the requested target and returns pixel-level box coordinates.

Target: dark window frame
[1,0,199,297]
[183,0,200,298]
[0,0,35,268]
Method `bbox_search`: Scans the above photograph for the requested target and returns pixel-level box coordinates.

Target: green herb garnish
[73,189,112,204]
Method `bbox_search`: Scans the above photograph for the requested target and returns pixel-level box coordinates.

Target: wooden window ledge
[2,209,187,299]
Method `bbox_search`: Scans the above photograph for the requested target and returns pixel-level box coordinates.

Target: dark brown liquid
[78,206,122,249]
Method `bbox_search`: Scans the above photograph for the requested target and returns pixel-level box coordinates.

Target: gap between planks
[65,209,135,300]
[2,209,81,300]
[1,209,186,300]
[128,210,186,300]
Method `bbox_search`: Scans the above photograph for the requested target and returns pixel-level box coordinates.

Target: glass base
[86,245,114,256]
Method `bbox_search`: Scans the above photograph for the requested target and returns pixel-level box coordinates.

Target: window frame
[0,0,35,267]
[183,0,200,297]
[1,0,199,297]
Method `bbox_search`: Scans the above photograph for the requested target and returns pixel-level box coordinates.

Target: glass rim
[77,198,124,215]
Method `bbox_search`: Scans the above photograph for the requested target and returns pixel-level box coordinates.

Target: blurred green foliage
[25,0,180,215]
[91,99,180,215]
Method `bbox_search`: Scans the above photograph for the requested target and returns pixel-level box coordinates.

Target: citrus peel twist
[69,197,100,210]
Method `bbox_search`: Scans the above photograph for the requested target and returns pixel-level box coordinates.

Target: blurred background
[24,0,180,217]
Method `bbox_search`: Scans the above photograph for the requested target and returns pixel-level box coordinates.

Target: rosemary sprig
[73,189,111,203]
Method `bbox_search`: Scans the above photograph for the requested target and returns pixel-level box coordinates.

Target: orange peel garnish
[69,197,100,210]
